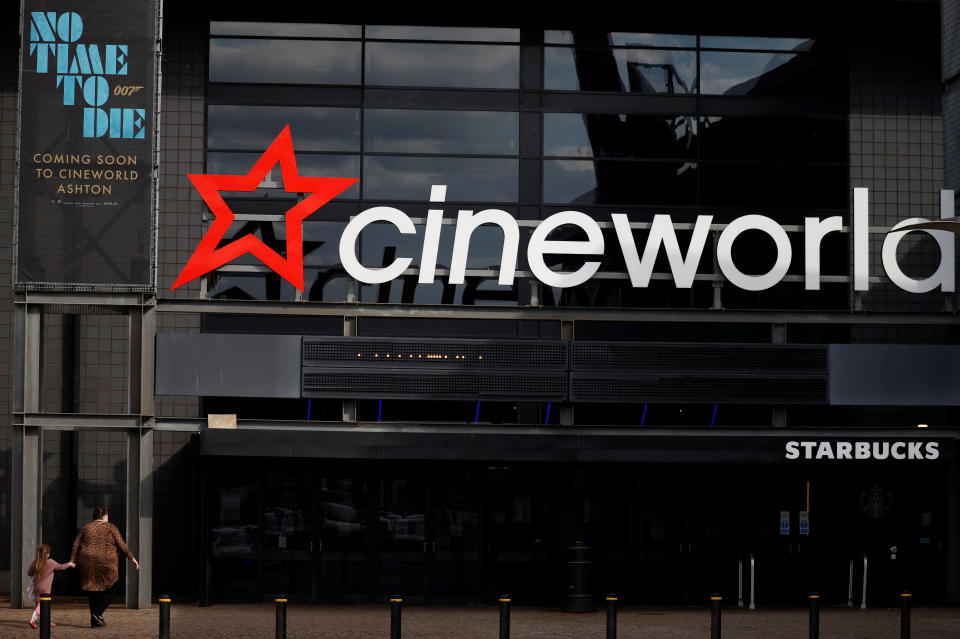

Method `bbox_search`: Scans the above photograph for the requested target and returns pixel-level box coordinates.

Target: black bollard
[38,595,51,639]
[275,596,287,639]
[710,594,722,639]
[808,592,820,639]
[606,594,618,639]
[391,595,403,639]
[900,591,911,639]
[499,595,511,639]
[159,594,171,639]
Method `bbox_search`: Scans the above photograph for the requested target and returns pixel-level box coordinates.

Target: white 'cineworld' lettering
[339,186,957,292]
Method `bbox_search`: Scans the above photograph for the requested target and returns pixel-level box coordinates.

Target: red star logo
[172,125,357,291]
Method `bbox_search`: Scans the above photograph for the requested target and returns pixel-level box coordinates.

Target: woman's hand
[67,562,76,568]
[132,558,140,571]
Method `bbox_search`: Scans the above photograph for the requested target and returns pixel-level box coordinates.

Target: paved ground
[1,602,959,638]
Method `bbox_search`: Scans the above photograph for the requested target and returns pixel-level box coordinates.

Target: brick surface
[0,603,959,639]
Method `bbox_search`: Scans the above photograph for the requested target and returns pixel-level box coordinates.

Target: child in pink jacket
[26,544,74,628]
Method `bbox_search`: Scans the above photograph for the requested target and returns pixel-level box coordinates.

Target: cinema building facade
[2,0,960,609]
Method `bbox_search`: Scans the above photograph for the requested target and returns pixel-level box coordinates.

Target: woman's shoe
[93,614,106,626]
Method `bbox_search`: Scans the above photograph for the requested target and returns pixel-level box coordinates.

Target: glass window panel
[364,110,519,155]
[544,113,696,159]
[700,36,813,51]
[361,277,522,306]
[700,51,802,95]
[206,153,360,199]
[366,26,519,42]
[363,157,517,202]
[365,43,519,88]
[543,159,697,205]
[700,116,846,162]
[545,31,695,47]
[304,268,351,302]
[354,221,526,270]
[208,106,360,152]
[214,221,287,266]
[209,39,361,84]
[544,47,696,94]
[209,272,297,301]
[610,32,696,47]
[541,279,716,309]
[210,22,360,38]
[700,162,846,208]
[303,222,350,266]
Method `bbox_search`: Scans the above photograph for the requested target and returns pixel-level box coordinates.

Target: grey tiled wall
[158,17,206,300]
[945,0,960,191]
[849,30,948,313]
[0,9,16,595]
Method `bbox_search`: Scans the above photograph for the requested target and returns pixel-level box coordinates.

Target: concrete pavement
[2,602,960,638]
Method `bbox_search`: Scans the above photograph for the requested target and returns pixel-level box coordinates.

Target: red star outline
[172,125,357,291]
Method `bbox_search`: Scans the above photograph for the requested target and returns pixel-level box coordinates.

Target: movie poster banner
[16,0,158,290]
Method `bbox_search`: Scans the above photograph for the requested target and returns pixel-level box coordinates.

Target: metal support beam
[125,428,154,609]
[559,320,574,426]
[11,303,42,607]
[155,299,960,326]
[949,451,960,603]
[129,302,156,416]
[11,426,41,609]
[343,315,357,422]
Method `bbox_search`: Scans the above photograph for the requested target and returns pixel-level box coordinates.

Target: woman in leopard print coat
[70,507,139,627]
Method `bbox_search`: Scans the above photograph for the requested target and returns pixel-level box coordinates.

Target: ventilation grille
[572,342,827,373]
[571,374,827,404]
[303,338,567,370]
[303,370,567,401]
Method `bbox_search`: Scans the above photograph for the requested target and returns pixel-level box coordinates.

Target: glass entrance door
[376,473,482,602]
[430,478,481,600]
[262,470,314,599]
[316,477,369,600]
[377,478,428,598]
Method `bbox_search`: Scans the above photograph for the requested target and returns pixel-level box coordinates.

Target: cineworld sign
[174,128,958,293]
[339,186,956,292]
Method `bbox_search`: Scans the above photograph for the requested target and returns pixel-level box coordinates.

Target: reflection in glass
[545,31,696,48]
[209,39,361,84]
[700,36,813,51]
[700,116,846,162]
[364,110,518,155]
[210,22,360,38]
[361,277,521,306]
[366,25,519,42]
[363,157,517,201]
[209,272,297,301]
[208,106,361,152]
[700,51,798,95]
[544,113,696,159]
[377,478,426,596]
[355,222,525,270]
[545,47,696,94]
[207,153,360,199]
[544,159,697,205]
[305,268,350,302]
[700,162,846,208]
[303,222,351,266]
[318,477,368,597]
[365,43,519,88]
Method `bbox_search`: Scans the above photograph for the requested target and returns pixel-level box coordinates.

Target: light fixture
[917,423,928,428]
